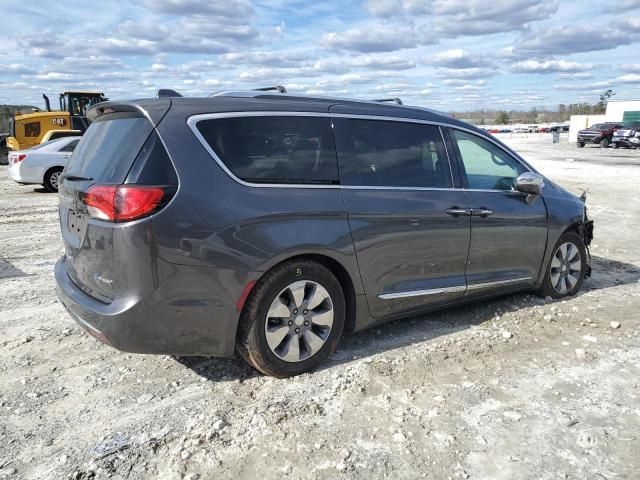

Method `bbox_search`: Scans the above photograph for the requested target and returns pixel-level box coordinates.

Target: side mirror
[515,172,544,195]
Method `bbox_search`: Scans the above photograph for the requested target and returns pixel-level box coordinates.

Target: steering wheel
[491,153,508,166]
[494,176,515,190]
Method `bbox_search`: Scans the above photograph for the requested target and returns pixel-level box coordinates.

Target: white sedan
[7,137,80,192]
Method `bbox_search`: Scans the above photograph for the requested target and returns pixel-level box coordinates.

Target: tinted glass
[65,113,153,183]
[125,131,178,186]
[335,118,451,188]
[451,129,527,190]
[197,116,338,184]
[25,122,40,137]
[59,140,79,152]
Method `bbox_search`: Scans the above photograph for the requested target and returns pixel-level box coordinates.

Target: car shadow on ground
[176,254,640,381]
[0,257,28,279]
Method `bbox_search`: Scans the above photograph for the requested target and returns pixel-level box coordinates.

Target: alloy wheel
[550,242,582,294]
[264,280,334,363]
[50,171,61,190]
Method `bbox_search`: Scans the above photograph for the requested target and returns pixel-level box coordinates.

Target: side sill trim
[378,276,533,300]
[466,276,533,291]
[378,285,466,300]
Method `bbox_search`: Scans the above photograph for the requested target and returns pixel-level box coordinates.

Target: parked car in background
[54,88,594,377]
[7,136,79,192]
[612,122,640,149]
[513,127,529,133]
[577,123,623,148]
[528,126,539,133]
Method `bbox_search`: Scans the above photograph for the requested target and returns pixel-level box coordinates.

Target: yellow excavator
[6,91,108,151]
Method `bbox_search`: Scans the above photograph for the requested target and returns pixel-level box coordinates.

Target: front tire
[539,232,587,299]
[44,167,63,192]
[237,260,345,377]
[600,138,610,148]
[577,142,585,148]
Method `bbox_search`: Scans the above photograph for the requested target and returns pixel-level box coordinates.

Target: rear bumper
[54,256,243,357]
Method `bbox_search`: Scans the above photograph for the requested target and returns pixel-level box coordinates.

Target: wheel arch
[244,253,359,334]
[43,164,64,183]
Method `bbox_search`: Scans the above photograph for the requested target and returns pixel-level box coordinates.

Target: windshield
[589,124,608,129]
[64,114,152,183]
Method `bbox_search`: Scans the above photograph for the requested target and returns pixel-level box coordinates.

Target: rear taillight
[11,154,26,164]
[83,185,173,222]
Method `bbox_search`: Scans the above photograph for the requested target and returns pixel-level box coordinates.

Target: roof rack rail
[373,97,403,105]
[254,85,287,93]
[156,89,183,98]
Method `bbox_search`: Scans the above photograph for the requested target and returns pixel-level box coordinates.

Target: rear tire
[613,143,619,149]
[600,138,610,148]
[44,167,63,192]
[538,232,587,299]
[237,259,345,378]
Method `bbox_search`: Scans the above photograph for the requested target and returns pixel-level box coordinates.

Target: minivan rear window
[65,113,153,183]
[196,116,339,184]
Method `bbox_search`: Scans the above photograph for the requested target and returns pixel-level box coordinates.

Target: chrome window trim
[378,276,533,300]
[187,111,537,191]
[187,112,339,190]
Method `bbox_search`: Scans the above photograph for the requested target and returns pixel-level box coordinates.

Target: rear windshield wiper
[61,175,93,182]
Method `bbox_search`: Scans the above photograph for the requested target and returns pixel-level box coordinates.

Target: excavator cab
[59,92,108,130]
[7,91,108,151]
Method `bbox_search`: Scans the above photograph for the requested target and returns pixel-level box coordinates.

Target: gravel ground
[1,134,639,480]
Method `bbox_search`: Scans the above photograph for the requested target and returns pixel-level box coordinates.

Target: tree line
[0,105,36,133]
[453,90,616,125]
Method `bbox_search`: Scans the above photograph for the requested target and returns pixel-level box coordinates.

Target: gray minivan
[55,89,593,377]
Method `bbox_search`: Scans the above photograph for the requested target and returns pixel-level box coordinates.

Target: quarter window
[59,140,79,152]
[196,116,338,184]
[24,122,41,137]
[335,118,451,188]
[450,129,527,190]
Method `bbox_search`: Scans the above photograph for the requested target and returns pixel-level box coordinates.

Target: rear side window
[59,140,79,152]
[195,116,339,184]
[334,118,451,188]
[65,113,153,183]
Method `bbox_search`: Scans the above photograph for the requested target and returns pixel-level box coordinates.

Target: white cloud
[512,59,594,74]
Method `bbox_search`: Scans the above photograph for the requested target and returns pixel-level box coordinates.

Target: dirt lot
[1,134,639,480]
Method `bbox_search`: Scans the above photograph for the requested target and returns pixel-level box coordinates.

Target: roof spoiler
[254,85,287,93]
[373,97,403,105]
[156,89,183,98]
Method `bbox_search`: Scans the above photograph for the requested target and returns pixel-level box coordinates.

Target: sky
[1,0,640,111]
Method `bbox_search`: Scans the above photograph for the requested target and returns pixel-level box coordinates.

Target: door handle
[445,207,472,216]
[471,208,494,217]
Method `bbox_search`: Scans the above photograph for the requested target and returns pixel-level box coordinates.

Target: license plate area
[66,209,88,246]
